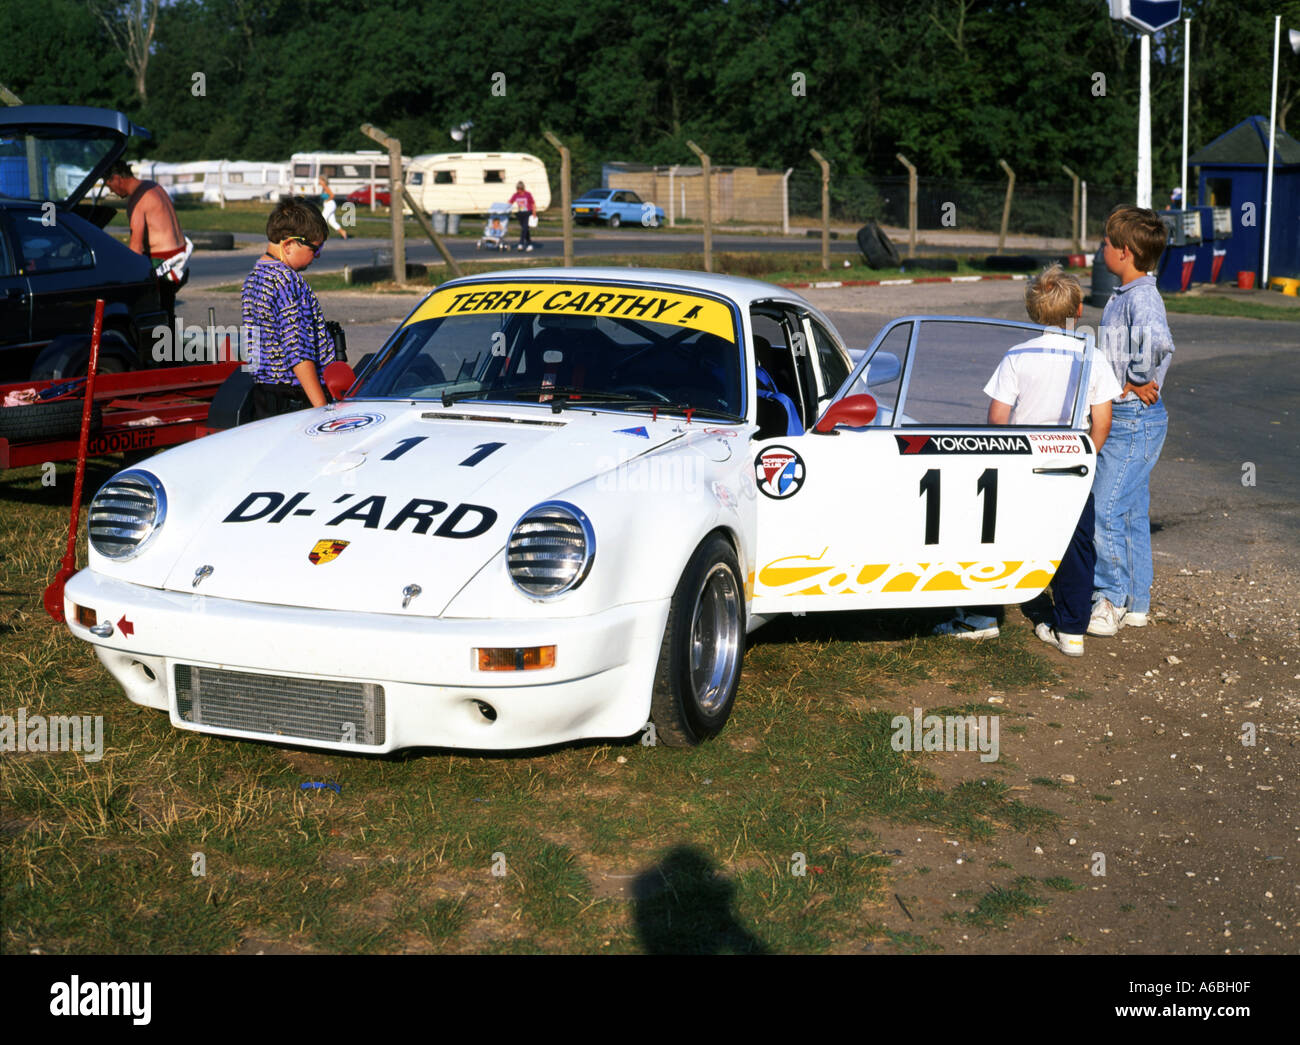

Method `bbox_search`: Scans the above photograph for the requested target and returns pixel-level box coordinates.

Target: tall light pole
[1261,24,1300,283]
[1109,2,1183,208]
[1181,16,1190,210]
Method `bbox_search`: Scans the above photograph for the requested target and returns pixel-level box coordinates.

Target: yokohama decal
[895,434,1032,455]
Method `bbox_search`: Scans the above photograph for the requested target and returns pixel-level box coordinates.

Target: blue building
[1191,116,1300,281]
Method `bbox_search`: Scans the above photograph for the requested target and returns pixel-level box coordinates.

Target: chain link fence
[787,169,1133,241]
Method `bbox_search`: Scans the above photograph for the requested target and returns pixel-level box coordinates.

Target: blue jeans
[1092,399,1167,614]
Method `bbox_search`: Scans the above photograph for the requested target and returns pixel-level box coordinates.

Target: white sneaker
[1088,598,1126,636]
[1036,623,1084,657]
[1124,611,1149,628]
[525,245,534,252]
[933,610,999,640]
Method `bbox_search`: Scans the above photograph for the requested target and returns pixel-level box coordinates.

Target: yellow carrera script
[407,282,737,342]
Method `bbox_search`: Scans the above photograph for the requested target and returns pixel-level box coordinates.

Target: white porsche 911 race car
[65,268,1098,753]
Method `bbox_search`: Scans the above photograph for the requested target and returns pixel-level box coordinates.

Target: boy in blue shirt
[1090,205,1175,636]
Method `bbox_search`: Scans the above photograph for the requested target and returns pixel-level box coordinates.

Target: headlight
[88,470,167,560]
[507,501,594,598]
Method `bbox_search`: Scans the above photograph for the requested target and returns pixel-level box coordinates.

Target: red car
[346,185,391,206]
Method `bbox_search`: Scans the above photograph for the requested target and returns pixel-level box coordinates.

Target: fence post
[400,186,461,277]
[1061,164,1080,252]
[360,123,406,284]
[997,158,1015,256]
[1081,180,1088,246]
[782,167,793,235]
[543,131,573,268]
[686,140,712,273]
[897,153,918,258]
[809,149,830,270]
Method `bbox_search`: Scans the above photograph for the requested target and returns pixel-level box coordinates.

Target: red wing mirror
[323,360,357,400]
[814,393,878,433]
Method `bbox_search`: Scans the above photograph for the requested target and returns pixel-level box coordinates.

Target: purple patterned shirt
[241,258,335,385]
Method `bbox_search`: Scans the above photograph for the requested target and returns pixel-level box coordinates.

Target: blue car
[571,188,664,228]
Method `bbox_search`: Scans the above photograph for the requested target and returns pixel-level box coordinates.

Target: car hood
[154,401,724,616]
[0,105,147,208]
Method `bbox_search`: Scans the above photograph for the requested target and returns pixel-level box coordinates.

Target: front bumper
[64,570,670,753]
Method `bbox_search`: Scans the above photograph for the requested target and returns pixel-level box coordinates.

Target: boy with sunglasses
[241,197,336,419]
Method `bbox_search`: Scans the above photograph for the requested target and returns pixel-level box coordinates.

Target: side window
[409,171,424,186]
[16,216,93,274]
[484,170,505,183]
[897,320,1083,426]
[434,171,454,184]
[844,321,910,424]
[807,318,850,401]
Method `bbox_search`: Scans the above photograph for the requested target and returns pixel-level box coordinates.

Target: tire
[189,231,235,251]
[608,213,621,229]
[29,330,138,381]
[901,256,958,272]
[650,534,746,746]
[856,220,901,269]
[983,253,1045,272]
[0,400,103,442]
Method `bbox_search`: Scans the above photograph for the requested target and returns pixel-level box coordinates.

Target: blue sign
[1110,1,1182,34]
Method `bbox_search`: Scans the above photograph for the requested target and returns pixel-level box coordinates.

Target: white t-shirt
[983,331,1123,426]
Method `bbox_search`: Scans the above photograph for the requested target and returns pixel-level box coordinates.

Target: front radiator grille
[174,664,385,746]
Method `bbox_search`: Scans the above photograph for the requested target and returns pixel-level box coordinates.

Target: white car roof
[434,267,813,310]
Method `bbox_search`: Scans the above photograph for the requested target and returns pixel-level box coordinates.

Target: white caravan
[131,160,291,202]
[290,151,409,199]
[404,152,550,215]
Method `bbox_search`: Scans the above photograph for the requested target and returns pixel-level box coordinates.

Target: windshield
[356,281,744,418]
[0,126,120,203]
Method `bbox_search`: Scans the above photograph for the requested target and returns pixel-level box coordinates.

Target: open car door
[752,316,1097,614]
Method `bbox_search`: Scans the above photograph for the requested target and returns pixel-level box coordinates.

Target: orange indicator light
[475,646,556,671]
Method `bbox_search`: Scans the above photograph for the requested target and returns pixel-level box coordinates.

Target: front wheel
[650,535,745,746]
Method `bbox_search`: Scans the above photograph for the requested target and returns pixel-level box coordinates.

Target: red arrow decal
[899,435,930,455]
[117,615,134,637]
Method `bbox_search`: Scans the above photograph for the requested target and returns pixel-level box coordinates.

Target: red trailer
[0,362,239,473]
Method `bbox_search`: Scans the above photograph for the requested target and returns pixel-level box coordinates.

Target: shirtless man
[104,159,192,324]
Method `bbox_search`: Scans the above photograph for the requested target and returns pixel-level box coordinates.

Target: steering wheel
[391,356,446,394]
[611,384,672,403]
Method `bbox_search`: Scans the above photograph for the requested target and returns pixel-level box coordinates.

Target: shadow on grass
[632,846,768,955]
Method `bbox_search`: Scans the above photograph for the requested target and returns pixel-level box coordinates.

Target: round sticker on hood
[307,412,385,435]
[755,445,805,499]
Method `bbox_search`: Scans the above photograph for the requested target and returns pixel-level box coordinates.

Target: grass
[1,460,1069,954]
[1163,293,1300,323]
[207,250,1034,296]
[950,877,1047,929]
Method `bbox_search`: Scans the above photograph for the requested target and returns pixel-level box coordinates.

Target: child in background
[241,197,335,420]
[1090,205,1175,636]
[984,266,1121,655]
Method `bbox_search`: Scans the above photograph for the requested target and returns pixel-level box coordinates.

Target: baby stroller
[477,202,512,251]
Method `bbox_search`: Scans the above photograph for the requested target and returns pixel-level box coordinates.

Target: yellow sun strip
[406,282,737,342]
